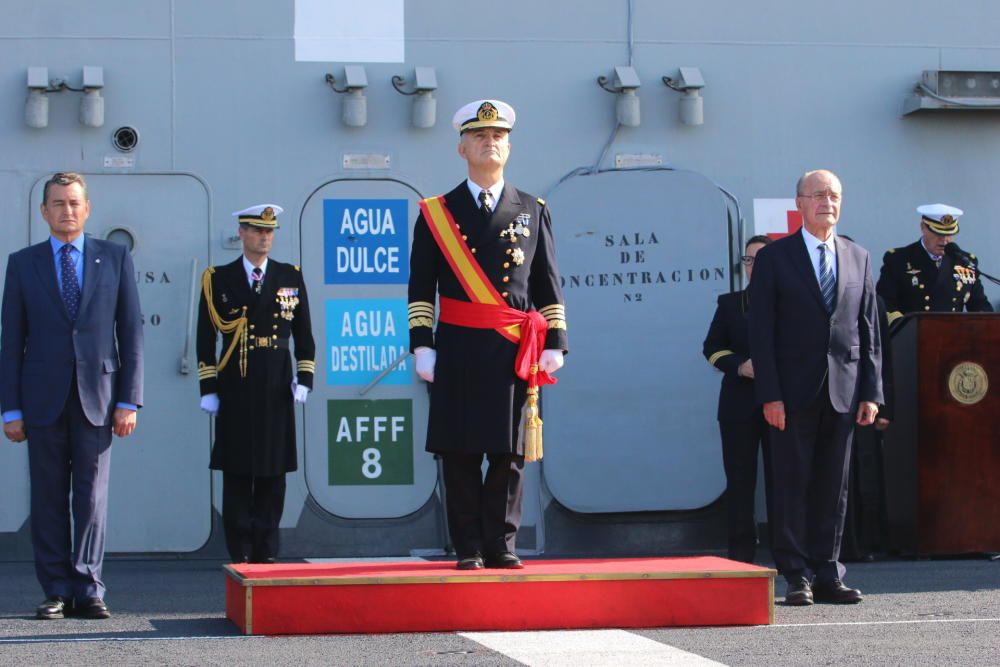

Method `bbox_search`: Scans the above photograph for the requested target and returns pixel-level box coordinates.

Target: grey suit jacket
[1,235,143,427]
[749,230,882,414]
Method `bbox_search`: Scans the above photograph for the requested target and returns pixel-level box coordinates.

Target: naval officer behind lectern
[408,100,569,570]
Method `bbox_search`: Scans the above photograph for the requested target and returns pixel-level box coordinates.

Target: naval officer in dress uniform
[196,204,315,563]
[408,100,568,570]
[877,204,993,327]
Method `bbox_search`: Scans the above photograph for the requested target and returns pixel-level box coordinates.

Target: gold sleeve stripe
[547,320,567,330]
[198,366,218,379]
[408,307,435,316]
[539,304,565,315]
[409,317,434,329]
[708,350,734,367]
[887,311,903,325]
[408,301,434,312]
[297,360,316,373]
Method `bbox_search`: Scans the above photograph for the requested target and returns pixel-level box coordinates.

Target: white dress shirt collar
[919,237,942,261]
[467,178,505,209]
[800,225,837,281]
[242,255,268,286]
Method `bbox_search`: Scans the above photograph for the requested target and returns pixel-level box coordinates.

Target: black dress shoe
[36,596,70,620]
[485,551,524,569]
[456,553,485,570]
[813,580,863,604]
[784,578,814,606]
[75,598,111,619]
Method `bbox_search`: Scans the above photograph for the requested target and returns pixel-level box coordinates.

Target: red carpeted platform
[224,556,775,635]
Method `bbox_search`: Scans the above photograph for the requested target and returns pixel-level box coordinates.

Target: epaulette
[537,197,545,206]
[294,265,301,271]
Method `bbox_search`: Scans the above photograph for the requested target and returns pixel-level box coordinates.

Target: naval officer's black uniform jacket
[702,289,772,563]
[877,240,993,326]
[703,290,760,422]
[197,258,315,476]
[408,182,568,455]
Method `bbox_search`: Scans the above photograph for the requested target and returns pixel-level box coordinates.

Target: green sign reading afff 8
[328,399,413,485]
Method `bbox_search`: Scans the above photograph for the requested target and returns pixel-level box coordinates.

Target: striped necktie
[478,189,493,217]
[818,244,836,313]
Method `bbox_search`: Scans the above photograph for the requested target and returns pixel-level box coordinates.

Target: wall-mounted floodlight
[325,66,369,128]
[391,66,438,129]
[80,66,105,128]
[25,67,50,128]
[598,66,641,127]
[662,67,705,126]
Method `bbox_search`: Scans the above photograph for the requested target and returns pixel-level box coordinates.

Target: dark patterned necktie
[478,189,493,217]
[60,244,81,320]
[252,267,263,295]
[818,244,836,313]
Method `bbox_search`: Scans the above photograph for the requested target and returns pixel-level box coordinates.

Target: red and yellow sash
[419,196,521,343]
[419,195,555,461]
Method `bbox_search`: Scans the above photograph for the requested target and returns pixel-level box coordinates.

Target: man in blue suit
[749,169,882,607]
[1,172,143,620]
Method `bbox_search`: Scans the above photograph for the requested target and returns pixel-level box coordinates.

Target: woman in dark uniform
[702,235,773,563]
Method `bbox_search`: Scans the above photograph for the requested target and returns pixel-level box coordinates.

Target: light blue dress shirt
[2,235,136,424]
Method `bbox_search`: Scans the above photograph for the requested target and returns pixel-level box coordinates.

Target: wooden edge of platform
[226,567,779,588]
[245,586,253,635]
[768,575,775,624]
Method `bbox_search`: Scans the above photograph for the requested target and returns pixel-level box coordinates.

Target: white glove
[200,393,220,416]
[539,349,564,374]
[292,382,310,404]
[414,346,436,383]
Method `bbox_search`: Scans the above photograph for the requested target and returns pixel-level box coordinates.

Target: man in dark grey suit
[1,172,143,620]
[749,169,882,606]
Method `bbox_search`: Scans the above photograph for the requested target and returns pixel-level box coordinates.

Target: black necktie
[251,267,263,295]
[60,244,82,320]
[478,189,493,218]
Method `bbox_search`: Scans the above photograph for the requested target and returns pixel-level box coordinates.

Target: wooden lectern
[882,313,1000,555]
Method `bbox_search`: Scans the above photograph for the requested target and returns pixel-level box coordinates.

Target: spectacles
[740,255,755,265]
[799,191,842,203]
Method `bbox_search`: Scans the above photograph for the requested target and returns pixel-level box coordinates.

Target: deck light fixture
[598,66,641,127]
[392,67,438,129]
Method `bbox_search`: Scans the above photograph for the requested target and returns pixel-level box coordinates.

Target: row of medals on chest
[222,288,299,320]
[458,212,530,268]
[905,261,977,289]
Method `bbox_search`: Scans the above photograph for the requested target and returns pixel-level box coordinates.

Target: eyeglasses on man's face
[799,191,842,203]
[741,255,755,265]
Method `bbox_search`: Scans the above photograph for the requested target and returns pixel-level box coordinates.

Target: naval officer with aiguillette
[408,100,568,570]
[196,204,315,564]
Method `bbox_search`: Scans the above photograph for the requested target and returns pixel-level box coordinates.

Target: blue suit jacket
[1,236,143,427]
[748,230,882,414]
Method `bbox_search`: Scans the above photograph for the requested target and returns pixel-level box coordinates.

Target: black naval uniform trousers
[702,289,773,563]
[408,182,568,560]
[197,258,315,563]
[877,240,993,327]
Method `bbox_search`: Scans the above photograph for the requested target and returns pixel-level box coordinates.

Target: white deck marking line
[461,629,728,667]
